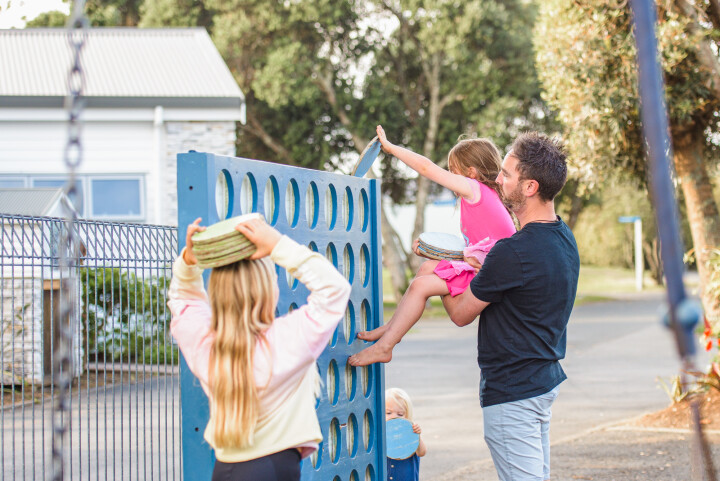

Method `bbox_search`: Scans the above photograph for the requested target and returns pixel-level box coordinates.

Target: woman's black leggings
[211,449,302,481]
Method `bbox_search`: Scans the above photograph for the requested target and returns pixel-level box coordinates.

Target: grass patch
[383,297,448,321]
[577,265,662,295]
[574,294,614,306]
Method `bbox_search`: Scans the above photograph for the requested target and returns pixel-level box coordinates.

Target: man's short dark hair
[510,132,567,202]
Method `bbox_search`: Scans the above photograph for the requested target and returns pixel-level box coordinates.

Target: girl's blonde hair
[448,138,504,201]
[386,387,414,422]
[207,256,276,448]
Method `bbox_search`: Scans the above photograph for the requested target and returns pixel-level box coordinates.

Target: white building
[0,28,245,226]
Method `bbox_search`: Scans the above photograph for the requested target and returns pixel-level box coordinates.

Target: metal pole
[629,1,716,480]
[634,218,643,291]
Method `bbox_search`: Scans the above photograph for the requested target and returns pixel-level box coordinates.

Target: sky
[0,0,69,29]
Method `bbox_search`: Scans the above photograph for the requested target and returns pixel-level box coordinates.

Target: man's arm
[442,289,490,327]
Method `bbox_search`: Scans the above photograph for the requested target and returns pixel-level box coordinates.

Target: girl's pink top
[434,179,516,296]
[168,235,351,460]
[460,178,516,245]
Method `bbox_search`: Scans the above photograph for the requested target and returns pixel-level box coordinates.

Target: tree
[348,0,552,272]
[23,0,142,27]
[25,10,68,27]
[140,0,552,300]
[535,1,720,319]
[84,0,143,26]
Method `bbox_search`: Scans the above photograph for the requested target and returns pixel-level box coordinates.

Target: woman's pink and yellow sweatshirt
[168,235,351,463]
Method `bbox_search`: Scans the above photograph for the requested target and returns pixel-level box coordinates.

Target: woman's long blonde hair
[207,256,276,448]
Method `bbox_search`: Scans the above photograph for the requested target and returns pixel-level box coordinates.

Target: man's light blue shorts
[482,386,560,481]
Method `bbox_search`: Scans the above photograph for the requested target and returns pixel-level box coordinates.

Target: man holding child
[442,132,580,481]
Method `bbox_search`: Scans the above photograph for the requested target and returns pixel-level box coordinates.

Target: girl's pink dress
[433,179,516,296]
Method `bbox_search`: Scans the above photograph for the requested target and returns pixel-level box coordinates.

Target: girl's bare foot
[356,324,388,342]
[348,341,393,366]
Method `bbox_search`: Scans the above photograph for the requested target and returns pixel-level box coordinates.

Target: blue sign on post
[177,151,387,481]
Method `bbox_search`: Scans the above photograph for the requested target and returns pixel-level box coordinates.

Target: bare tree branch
[708,0,720,31]
[674,0,720,99]
[240,111,297,166]
[315,68,369,148]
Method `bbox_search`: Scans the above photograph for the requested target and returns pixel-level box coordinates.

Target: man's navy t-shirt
[469,217,579,407]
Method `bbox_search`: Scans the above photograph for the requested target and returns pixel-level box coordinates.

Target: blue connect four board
[177,152,386,481]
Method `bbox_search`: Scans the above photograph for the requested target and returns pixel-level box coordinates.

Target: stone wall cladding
[163,121,237,226]
[1,278,43,384]
[1,276,84,385]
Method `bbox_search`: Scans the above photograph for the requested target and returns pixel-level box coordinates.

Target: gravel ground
[431,427,720,481]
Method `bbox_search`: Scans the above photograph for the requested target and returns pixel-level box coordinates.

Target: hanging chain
[51,2,88,481]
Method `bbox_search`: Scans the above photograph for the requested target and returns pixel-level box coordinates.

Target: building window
[32,178,84,211]
[90,178,142,218]
[1,175,144,221]
[0,178,26,187]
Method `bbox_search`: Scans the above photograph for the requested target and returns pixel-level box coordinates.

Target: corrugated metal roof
[0,28,244,100]
[0,188,64,216]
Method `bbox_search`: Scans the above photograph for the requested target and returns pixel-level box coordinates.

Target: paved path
[385,292,712,480]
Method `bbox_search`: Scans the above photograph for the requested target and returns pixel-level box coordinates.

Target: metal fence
[1,214,181,481]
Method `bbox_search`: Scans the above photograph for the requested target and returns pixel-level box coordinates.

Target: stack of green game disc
[191,213,263,268]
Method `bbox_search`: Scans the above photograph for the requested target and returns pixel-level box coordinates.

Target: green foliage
[571,179,653,267]
[139,0,214,28]
[84,0,143,26]
[80,268,177,365]
[357,0,558,202]
[142,0,366,171]
[140,0,556,194]
[534,1,720,185]
[25,10,68,27]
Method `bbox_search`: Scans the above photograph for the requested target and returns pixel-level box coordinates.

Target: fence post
[177,152,218,480]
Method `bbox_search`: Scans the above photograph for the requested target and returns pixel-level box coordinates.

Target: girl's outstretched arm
[376,125,478,202]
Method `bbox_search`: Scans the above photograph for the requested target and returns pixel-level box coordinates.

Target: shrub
[80,268,178,365]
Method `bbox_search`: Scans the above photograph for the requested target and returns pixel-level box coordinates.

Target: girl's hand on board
[236,217,282,259]
[376,125,395,154]
[183,218,206,265]
[412,423,422,435]
[411,238,431,259]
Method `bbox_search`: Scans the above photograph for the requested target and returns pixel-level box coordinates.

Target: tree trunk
[240,112,297,166]
[643,237,664,286]
[561,180,585,230]
[673,130,720,319]
[380,207,409,302]
[315,72,411,302]
[409,55,443,272]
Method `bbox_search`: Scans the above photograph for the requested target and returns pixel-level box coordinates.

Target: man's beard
[502,184,525,212]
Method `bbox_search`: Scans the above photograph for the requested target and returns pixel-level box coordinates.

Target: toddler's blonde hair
[386,387,414,422]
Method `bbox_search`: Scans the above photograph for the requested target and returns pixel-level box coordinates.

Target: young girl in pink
[349,125,516,367]
[169,217,351,480]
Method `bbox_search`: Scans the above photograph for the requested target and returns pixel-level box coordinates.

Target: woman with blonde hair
[169,216,351,480]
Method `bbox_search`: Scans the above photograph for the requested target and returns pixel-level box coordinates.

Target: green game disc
[191,213,263,245]
[191,213,263,267]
